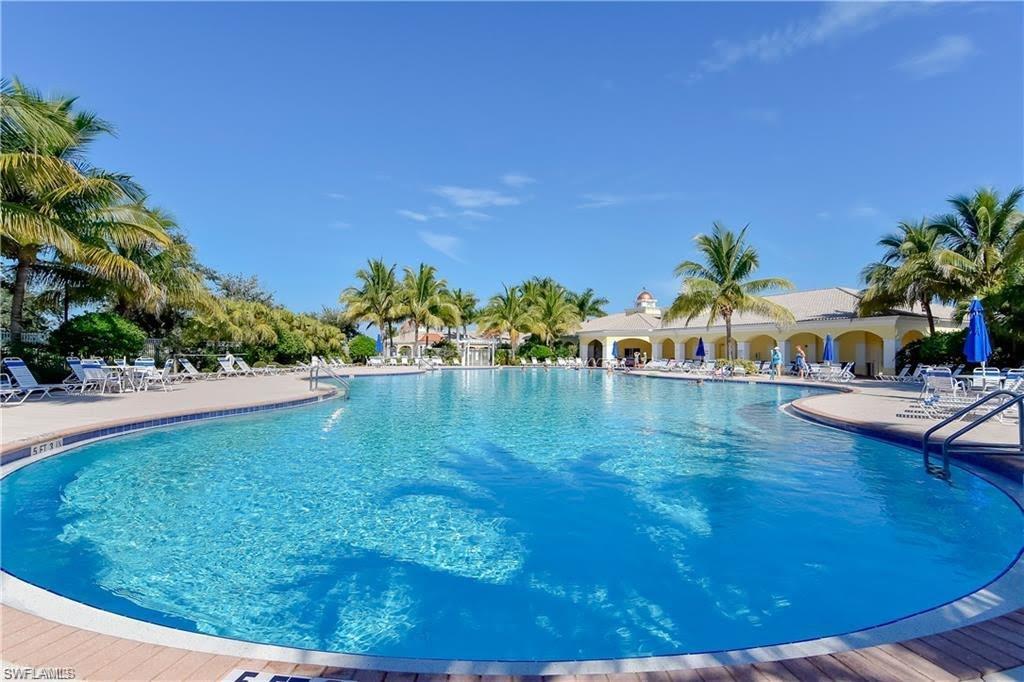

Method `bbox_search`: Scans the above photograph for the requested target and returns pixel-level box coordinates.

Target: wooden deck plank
[749,661,800,682]
[803,654,867,681]
[0,618,62,650]
[183,654,250,681]
[386,673,419,682]
[149,651,218,681]
[871,643,960,681]
[939,630,1023,669]
[351,670,387,682]
[963,622,1024,660]
[845,649,935,682]
[291,664,330,677]
[68,638,145,679]
[972,619,1024,649]
[416,675,449,682]
[899,639,984,679]
[694,665,737,681]
[919,634,1002,675]
[88,642,169,680]
[1000,611,1024,627]
[119,646,192,681]
[777,657,834,682]
[0,623,79,662]
[22,628,103,669]
[829,650,914,682]
[662,670,702,682]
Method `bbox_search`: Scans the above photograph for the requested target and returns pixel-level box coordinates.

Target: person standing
[770,345,782,380]
[796,344,808,379]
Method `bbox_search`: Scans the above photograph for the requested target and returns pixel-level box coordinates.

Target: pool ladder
[922,390,1023,480]
[308,362,351,399]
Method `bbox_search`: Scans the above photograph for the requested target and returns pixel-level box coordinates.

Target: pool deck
[2,367,1023,681]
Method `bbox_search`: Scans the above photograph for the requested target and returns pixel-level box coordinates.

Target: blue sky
[4,2,1022,314]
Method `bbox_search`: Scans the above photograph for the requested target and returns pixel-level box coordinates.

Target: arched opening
[660,338,676,360]
[587,339,604,362]
[684,337,702,359]
[835,330,885,376]
[901,329,925,346]
[747,334,778,362]
[397,345,413,357]
[786,332,824,363]
[615,337,652,365]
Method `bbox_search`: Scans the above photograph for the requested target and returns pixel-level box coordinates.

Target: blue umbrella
[964,297,992,369]
[611,341,619,358]
[695,337,706,358]
[375,333,384,354]
[822,334,836,364]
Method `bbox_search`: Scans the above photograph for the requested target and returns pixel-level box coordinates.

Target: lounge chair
[65,357,111,393]
[141,359,174,391]
[970,367,1002,391]
[0,376,24,405]
[368,357,384,368]
[2,358,76,400]
[877,366,910,382]
[178,357,214,380]
[217,355,244,377]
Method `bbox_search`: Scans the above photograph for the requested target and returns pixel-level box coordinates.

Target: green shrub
[7,343,68,383]
[495,348,511,365]
[50,312,146,360]
[428,339,459,364]
[348,334,377,363]
[273,328,310,364]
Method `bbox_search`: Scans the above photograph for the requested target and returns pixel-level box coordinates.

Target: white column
[806,342,818,363]
[883,337,897,375]
[704,343,715,361]
[674,341,685,360]
[780,340,791,363]
[602,337,614,361]
[736,341,751,360]
[652,340,663,361]
[580,339,588,361]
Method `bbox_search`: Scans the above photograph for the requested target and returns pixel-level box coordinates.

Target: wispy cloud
[501,172,536,188]
[576,191,682,209]
[419,231,463,262]
[397,209,430,222]
[326,192,349,200]
[330,220,352,230]
[432,185,521,209]
[897,35,975,79]
[689,3,913,82]
[816,211,832,221]
[460,210,492,221]
[852,204,880,218]
[736,107,780,124]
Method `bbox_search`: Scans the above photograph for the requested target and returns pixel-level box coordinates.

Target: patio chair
[0,375,24,405]
[2,358,77,400]
[65,357,110,393]
[217,355,244,377]
[969,367,1002,391]
[141,359,174,391]
[179,357,216,380]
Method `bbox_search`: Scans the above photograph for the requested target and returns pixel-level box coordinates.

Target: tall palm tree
[931,186,1024,297]
[1,79,172,336]
[859,220,952,333]
[446,288,478,362]
[400,263,454,358]
[519,276,562,305]
[339,258,402,354]
[665,223,794,360]
[478,284,536,361]
[530,286,580,346]
[569,287,608,321]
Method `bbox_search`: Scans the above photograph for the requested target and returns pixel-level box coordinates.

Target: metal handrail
[309,361,351,398]
[922,389,1024,479]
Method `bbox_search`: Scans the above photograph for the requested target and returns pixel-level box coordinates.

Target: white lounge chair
[217,355,244,377]
[0,376,24,405]
[2,358,76,400]
[178,357,215,380]
[970,367,1002,391]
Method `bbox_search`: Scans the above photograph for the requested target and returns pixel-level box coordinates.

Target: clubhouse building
[577,289,959,376]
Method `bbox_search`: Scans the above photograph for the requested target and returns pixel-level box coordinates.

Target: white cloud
[690,3,914,81]
[897,35,975,79]
[397,209,429,222]
[501,173,536,188]
[576,192,682,209]
[461,210,492,221]
[418,231,463,262]
[326,192,349,200]
[432,186,521,208]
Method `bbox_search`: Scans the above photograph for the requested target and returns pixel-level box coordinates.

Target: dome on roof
[636,290,654,302]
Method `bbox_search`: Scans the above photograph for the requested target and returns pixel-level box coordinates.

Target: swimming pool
[2,370,1021,662]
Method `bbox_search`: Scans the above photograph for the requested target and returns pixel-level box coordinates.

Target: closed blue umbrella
[695,337,706,358]
[375,333,384,354]
[822,334,836,364]
[611,341,619,358]
[964,297,992,370]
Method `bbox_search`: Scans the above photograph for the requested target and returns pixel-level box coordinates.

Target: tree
[665,223,794,360]
[931,186,1024,297]
[859,220,953,334]
[478,284,536,361]
[348,334,377,363]
[529,285,580,346]
[339,258,402,354]
[446,288,478,363]
[400,263,455,358]
[1,79,172,337]
[569,287,608,321]
[208,271,274,305]
[50,312,146,359]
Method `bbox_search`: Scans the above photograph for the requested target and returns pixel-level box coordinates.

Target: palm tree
[339,258,402,354]
[859,220,952,333]
[931,186,1024,297]
[530,286,580,346]
[1,79,172,336]
[569,287,608,321]
[446,288,478,362]
[400,263,455,358]
[478,284,536,361]
[665,223,794,360]
[519,276,562,305]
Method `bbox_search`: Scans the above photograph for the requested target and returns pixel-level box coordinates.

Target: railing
[922,390,1024,480]
[0,330,49,345]
[309,361,351,399]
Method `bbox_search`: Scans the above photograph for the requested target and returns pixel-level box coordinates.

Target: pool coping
[2,370,1023,675]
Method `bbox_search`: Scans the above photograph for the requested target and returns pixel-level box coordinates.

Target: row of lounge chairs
[0,354,312,405]
[899,366,1023,421]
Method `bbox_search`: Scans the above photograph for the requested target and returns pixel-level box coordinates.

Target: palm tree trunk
[63,281,70,323]
[413,322,420,358]
[9,250,36,338]
[725,316,734,361]
[922,298,936,334]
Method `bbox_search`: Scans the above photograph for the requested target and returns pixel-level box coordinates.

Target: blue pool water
[2,370,1021,661]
